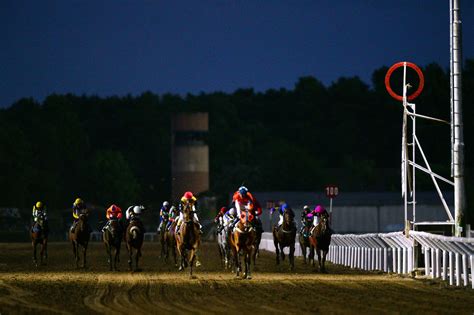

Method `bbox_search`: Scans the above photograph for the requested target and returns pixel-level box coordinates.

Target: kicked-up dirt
[0,241,473,314]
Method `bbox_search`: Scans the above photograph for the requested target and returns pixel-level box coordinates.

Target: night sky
[1,0,473,107]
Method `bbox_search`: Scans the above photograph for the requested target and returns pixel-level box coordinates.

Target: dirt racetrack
[0,241,473,314]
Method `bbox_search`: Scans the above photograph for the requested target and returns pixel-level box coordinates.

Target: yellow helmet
[74,198,84,206]
[35,201,43,209]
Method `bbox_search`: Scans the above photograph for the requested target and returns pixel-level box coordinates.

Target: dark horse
[159,213,169,260]
[126,217,144,272]
[164,220,178,266]
[252,219,263,266]
[229,205,256,279]
[309,212,332,272]
[175,204,201,277]
[103,218,122,271]
[69,214,91,268]
[31,214,48,267]
[299,213,314,264]
[272,210,297,270]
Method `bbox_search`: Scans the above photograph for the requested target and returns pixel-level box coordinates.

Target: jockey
[102,204,122,232]
[126,205,145,222]
[71,198,88,233]
[300,205,312,233]
[166,206,179,231]
[176,191,202,235]
[271,203,294,229]
[158,201,171,233]
[32,201,48,232]
[231,186,262,229]
[311,204,334,235]
[214,206,228,223]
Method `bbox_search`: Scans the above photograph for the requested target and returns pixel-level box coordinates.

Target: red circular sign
[385,62,424,101]
[325,185,339,198]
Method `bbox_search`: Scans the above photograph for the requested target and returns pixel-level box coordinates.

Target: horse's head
[182,203,193,221]
[239,203,254,230]
[283,210,294,225]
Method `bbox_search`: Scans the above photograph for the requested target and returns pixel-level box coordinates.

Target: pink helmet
[314,205,326,214]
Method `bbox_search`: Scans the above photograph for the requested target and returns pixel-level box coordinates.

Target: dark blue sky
[1,0,473,107]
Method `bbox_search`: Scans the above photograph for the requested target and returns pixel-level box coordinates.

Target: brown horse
[163,220,178,266]
[103,218,122,271]
[125,218,144,272]
[272,210,297,270]
[159,213,169,260]
[229,206,256,279]
[69,214,91,268]
[175,204,201,277]
[299,214,314,264]
[309,212,332,272]
[31,214,48,267]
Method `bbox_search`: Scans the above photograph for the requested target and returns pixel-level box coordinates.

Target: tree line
[1,60,473,222]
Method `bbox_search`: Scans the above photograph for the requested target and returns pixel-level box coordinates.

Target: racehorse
[159,213,169,260]
[125,217,144,272]
[229,204,256,279]
[69,214,91,268]
[103,218,122,271]
[31,213,48,267]
[309,212,332,272]
[299,213,314,264]
[164,220,178,266]
[252,219,263,266]
[216,217,232,270]
[272,210,297,270]
[175,203,201,277]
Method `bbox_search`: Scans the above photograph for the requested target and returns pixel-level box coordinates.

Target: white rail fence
[260,231,474,288]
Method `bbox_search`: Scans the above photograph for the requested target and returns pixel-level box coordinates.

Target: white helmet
[229,208,236,216]
[133,205,144,214]
[163,201,170,207]
[170,206,176,212]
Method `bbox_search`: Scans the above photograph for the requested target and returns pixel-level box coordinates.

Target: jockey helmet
[170,205,176,212]
[229,208,236,216]
[184,191,194,199]
[109,204,120,212]
[74,198,84,206]
[35,201,44,210]
[163,201,170,207]
[303,205,310,211]
[220,206,227,213]
[281,203,289,211]
[314,205,326,214]
[133,205,144,214]
[238,186,248,196]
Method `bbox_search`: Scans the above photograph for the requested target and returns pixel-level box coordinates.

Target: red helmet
[220,206,227,213]
[184,191,194,199]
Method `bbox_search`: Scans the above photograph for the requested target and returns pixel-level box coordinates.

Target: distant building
[171,112,209,202]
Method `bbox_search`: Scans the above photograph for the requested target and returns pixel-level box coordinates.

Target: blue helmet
[238,186,248,196]
[281,203,290,211]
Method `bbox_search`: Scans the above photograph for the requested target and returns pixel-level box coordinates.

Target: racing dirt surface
[0,241,473,314]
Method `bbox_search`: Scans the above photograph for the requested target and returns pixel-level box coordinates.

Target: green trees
[0,60,472,222]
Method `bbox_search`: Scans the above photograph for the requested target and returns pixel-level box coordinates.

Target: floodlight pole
[450,0,465,236]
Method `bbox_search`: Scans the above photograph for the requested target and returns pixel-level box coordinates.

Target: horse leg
[274,239,280,265]
[72,242,79,268]
[321,250,328,273]
[189,249,196,278]
[32,241,38,267]
[245,251,252,280]
[309,246,315,268]
[135,248,141,272]
[128,246,133,271]
[82,244,88,269]
[105,243,112,271]
[317,249,322,272]
[289,243,295,271]
[44,239,48,264]
[300,241,307,264]
[40,241,45,266]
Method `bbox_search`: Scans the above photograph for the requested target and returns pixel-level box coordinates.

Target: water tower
[171,112,209,201]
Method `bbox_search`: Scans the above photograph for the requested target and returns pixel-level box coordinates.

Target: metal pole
[451,0,465,237]
[403,63,408,229]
